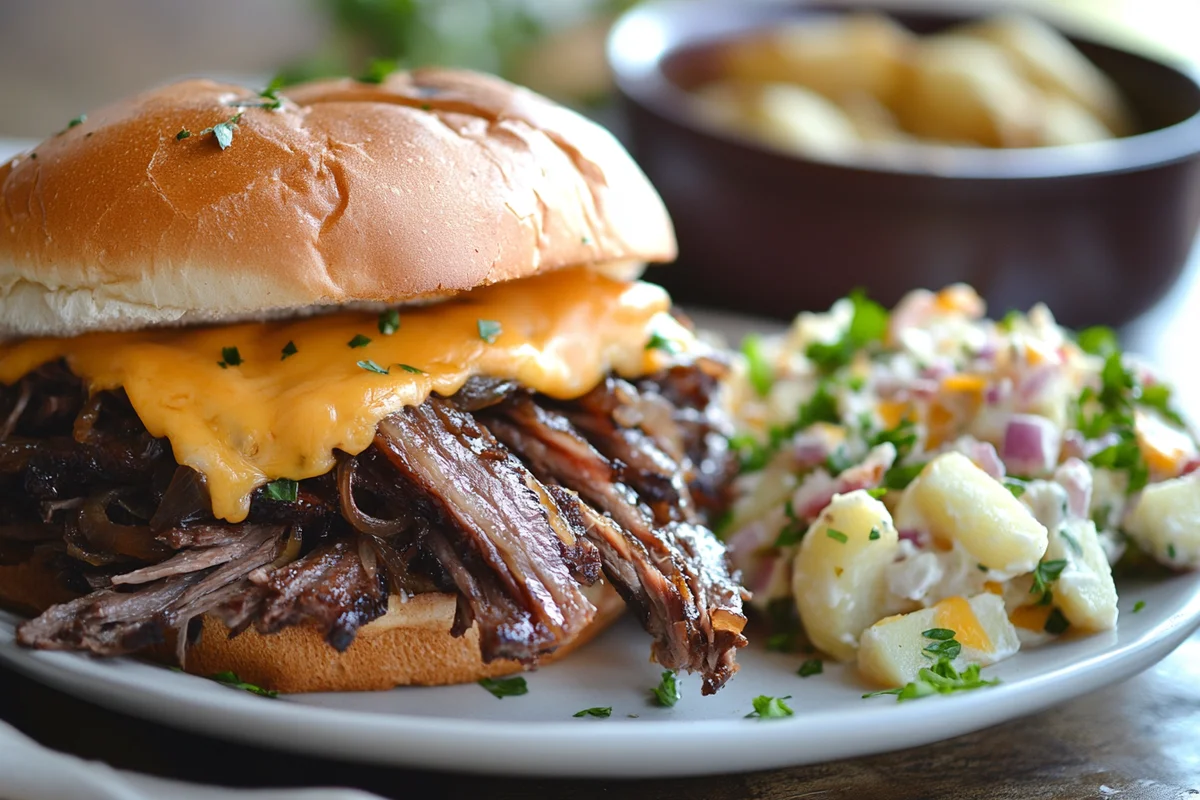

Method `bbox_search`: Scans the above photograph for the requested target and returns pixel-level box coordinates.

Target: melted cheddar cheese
[0,268,691,522]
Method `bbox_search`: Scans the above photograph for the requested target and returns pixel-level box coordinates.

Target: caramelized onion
[0,523,60,542]
[357,535,379,581]
[336,456,409,536]
[72,394,104,443]
[0,439,38,474]
[1,380,31,440]
[150,467,212,532]
[79,491,170,561]
[364,533,440,596]
[271,526,304,568]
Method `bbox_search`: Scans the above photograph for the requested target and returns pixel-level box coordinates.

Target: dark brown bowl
[609,1,1200,327]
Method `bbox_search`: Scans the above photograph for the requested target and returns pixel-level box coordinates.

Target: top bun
[0,69,676,337]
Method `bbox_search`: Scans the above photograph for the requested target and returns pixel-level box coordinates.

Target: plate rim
[3,571,1199,778]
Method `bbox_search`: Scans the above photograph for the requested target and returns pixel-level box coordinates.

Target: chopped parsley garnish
[358,360,424,375]
[867,418,918,460]
[1138,383,1185,427]
[763,598,805,653]
[922,635,962,660]
[805,290,888,373]
[774,498,807,547]
[1059,529,1082,556]
[1133,601,1146,613]
[1088,432,1149,494]
[1003,479,1027,498]
[868,527,881,541]
[218,346,243,368]
[280,340,298,360]
[263,478,298,503]
[573,706,612,718]
[826,528,849,544]
[746,695,794,719]
[824,447,855,476]
[347,334,372,349]
[179,113,243,150]
[67,114,86,129]
[645,331,678,354]
[650,671,680,708]
[866,488,888,500]
[922,628,956,640]
[1072,336,1178,494]
[1168,544,1178,561]
[740,379,843,474]
[360,58,398,84]
[357,359,389,374]
[741,334,774,397]
[207,671,277,698]
[1030,559,1068,604]
[863,659,999,702]
[378,309,400,335]
[478,676,528,698]
[1076,325,1119,357]
[260,75,286,107]
[208,113,242,150]
[998,309,1022,331]
[883,461,926,490]
[477,319,503,344]
[797,659,823,678]
[1044,608,1070,635]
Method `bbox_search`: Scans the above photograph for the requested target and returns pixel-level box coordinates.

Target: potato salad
[722,286,1199,695]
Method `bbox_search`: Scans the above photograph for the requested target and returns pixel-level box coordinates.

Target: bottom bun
[0,556,625,693]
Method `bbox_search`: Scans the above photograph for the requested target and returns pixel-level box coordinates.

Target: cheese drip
[0,269,690,522]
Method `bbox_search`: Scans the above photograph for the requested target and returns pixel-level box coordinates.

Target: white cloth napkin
[0,719,384,800]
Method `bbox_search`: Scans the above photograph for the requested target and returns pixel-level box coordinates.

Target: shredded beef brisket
[2,364,746,693]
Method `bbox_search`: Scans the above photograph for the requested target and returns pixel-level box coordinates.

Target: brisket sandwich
[0,70,747,694]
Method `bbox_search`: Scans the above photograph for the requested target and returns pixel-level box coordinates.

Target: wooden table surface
[1,158,1198,800]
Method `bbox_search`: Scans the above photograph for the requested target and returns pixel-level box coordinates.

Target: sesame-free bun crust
[0,70,676,338]
[0,558,625,693]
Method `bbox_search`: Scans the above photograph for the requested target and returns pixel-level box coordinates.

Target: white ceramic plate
[3,301,1200,777]
[2,574,1199,778]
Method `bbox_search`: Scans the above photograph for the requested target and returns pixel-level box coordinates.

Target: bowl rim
[607,0,1200,180]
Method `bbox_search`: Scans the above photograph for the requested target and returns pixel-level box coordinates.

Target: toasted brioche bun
[0,69,676,338]
[0,555,625,693]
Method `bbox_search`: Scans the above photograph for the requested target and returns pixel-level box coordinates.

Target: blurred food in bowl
[692,12,1135,160]
[608,1,1200,329]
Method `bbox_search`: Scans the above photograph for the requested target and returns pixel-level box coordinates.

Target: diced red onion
[1054,458,1093,519]
[898,529,924,546]
[1002,414,1061,477]
[959,439,1006,479]
[1017,366,1057,405]
[921,361,955,381]
[725,521,781,597]
[788,432,832,470]
[746,554,780,598]
[985,378,1012,406]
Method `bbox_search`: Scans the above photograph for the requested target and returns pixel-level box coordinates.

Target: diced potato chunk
[894,452,1049,577]
[961,14,1133,136]
[724,12,914,103]
[893,35,1041,148]
[793,490,900,661]
[1045,522,1118,631]
[858,594,1020,687]
[1125,473,1200,568]
[693,81,861,160]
